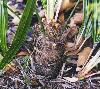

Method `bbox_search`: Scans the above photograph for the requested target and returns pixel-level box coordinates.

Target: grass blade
[0,0,36,69]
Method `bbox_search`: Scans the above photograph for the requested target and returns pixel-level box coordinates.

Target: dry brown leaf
[69,17,76,27]
[64,36,85,56]
[4,63,16,74]
[58,13,65,24]
[17,51,29,56]
[67,26,78,38]
[77,47,92,67]
[4,62,20,76]
[31,78,39,86]
[56,0,77,24]
[60,0,76,12]
[65,42,75,48]
[46,19,60,31]
[75,36,85,48]
[70,12,83,27]
[65,49,79,56]
[64,42,75,55]
[73,13,83,24]
[77,67,91,78]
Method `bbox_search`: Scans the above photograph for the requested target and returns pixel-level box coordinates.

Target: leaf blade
[0,1,8,55]
[0,0,36,69]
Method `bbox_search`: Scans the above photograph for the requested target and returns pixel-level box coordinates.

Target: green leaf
[0,0,8,55]
[93,0,100,43]
[41,0,47,9]
[0,54,3,62]
[0,0,36,69]
[83,0,100,43]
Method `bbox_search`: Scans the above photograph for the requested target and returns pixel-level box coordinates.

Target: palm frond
[78,0,100,78]
[47,0,56,22]
[0,0,8,55]
[79,49,100,78]
[0,0,36,69]
[92,0,100,43]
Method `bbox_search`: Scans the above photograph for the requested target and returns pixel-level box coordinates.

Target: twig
[88,77,92,89]
[29,51,36,72]
[51,78,77,87]
[60,63,66,78]
[9,76,24,84]
[85,71,100,78]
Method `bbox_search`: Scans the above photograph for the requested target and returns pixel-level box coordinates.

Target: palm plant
[0,0,36,69]
[78,0,100,78]
[43,0,80,23]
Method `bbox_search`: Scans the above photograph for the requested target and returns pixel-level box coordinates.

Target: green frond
[0,0,36,69]
[82,0,100,44]
[0,0,8,55]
